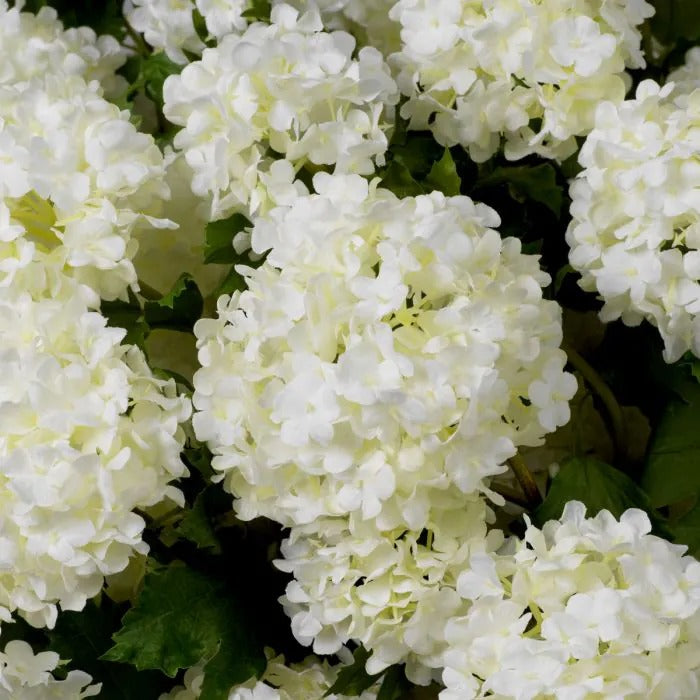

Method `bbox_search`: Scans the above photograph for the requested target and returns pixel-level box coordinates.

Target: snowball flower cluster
[441,502,700,699]
[0,250,189,628]
[277,495,501,682]
[0,1,126,97]
[124,0,252,64]
[389,0,654,161]
[667,47,700,97]
[163,4,398,219]
[567,79,700,361]
[283,0,400,55]
[159,652,380,699]
[0,639,99,698]
[193,172,575,532]
[0,71,172,301]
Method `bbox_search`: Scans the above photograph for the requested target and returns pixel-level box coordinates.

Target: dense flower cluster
[0,1,126,97]
[277,495,500,682]
[440,502,700,699]
[0,639,99,698]
[163,4,398,219]
[283,0,400,54]
[159,652,381,699]
[193,173,575,531]
[0,257,189,627]
[567,79,700,361]
[124,0,251,64]
[389,0,654,161]
[0,71,172,300]
[667,46,700,97]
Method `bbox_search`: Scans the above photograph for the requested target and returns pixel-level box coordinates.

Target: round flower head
[277,494,502,681]
[158,653,381,699]
[389,0,654,162]
[667,47,700,98]
[0,73,171,300]
[281,0,401,55]
[0,639,99,698]
[124,0,256,64]
[567,79,700,361]
[0,258,189,628]
[441,502,700,699]
[163,4,398,219]
[0,1,126,97]
[193,173,576,531]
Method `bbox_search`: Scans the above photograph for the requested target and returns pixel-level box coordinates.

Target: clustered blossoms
[0,1,126,98]
[0,639,98,698]
[159,652,381,699]
[0,70,172,301]
[124,0,253,64]
[389,0,654,161]
[567,75,700,361]
[193,172,576,673]
[163,4,398,220]
[0,5,191,630]
[441,502,700,699]
[193,173,575,531]
[277,496,501,682]
[0,259,189,628]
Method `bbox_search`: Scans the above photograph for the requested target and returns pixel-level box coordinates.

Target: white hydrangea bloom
[566,79,700,361]
[389,0,654,162]
[279,0,401,55]
[193,173,575,531]
[0,73,172,300]
[440,502,700,699]
[277,495,501,682]
[667,47,700,97]
[0,255,190,628]
[0,639,99,698]
[158,653,380,699]
[163,4,398,219]
[0,1,126,98]
[124,0,253,64]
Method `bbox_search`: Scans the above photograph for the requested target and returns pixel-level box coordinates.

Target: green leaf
[144,274,203,333]
[101,291,148,349]
[204,213,252,264]
[175,489,221,553]
[324,647,382,697]
[379,161,425,198]
[534,457,657,527]
[642,383,700,507]
[670,500,700,558]
[49,601,169,700]
[141,52,182,109]
[424,149,461,196]
[377,666,411,700]
[649,0,700,44]
[476,163,563,217]
[241,0,272,21]
[103,562,265,698]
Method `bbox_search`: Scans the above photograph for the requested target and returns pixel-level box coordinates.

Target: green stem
[507,453,541,507]
[561,341,627,460]
[124,18,150,58]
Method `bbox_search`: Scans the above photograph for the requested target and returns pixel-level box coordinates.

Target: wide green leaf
[642,383,700,507]
[476,163,563,217]
[324,647,381,697]
[534,456,657,526]
[175,489,222,553]
[670,500,700,558]
[425,149,461,196]
[49,601,169,700]
[103,561,265,698]
[144,273,203,333]
[204,213,252,264]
